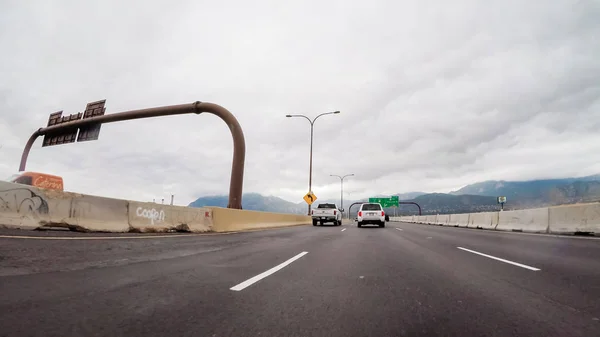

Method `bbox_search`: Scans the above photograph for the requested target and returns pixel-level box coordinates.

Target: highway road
[0,222,599,337]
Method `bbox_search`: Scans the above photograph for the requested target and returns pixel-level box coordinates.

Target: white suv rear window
[362,204,382,211]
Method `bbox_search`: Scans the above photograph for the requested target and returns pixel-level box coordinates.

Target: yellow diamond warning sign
[303,191,317,205]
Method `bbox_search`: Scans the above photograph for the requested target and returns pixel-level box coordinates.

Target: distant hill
[189,193,304,214]
[188,175,600,215]
[188,192,497,216]
[189,194,369,215]
[450,175,600,208]
[394,191,427,200]
[397,193,499,215]
[370,192,425,200]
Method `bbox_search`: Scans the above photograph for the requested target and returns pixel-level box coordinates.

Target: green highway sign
[368,195,399,208]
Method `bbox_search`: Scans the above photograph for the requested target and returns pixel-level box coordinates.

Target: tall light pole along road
[330,173,354,218]
[286,111,340,215]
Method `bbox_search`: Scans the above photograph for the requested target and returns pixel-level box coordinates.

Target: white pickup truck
[311,203,343,226]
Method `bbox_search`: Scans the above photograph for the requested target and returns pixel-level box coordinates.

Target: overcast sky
[1,0,599,205]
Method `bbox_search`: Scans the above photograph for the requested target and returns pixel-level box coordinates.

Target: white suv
[357,203,386,228]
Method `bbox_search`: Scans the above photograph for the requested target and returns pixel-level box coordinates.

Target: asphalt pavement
[0,221,599,337]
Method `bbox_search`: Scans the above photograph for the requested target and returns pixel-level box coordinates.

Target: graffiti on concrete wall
[0,188,49,215]
[136,207,166,225]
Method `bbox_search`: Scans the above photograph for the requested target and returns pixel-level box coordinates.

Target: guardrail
[390,204,600,236]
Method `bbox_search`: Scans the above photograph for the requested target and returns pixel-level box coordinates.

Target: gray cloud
[1,0,599,206]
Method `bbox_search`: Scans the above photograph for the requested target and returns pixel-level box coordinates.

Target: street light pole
[286,111,340,215]
[330,174,354,218]
[309,122,314,200]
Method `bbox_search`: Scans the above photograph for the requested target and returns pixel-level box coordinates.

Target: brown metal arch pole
[348,201,366,217]
[19,101,246,209]
[398,201,422,215]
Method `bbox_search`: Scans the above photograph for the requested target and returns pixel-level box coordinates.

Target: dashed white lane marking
[341,228,347,232]
[230,251,309,291]
[457,247,541,271]
[427,237,432,239]
[395,228,403,231]
[0,233,238,240]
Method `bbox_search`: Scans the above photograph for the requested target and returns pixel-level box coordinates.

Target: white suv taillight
[334,210,337,215]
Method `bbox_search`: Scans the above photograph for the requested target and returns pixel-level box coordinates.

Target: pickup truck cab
[312,203,343,226]
[357,203,386,228]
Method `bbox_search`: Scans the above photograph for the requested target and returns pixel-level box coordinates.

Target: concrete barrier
[374,202,599,236]
[128,201,212,233]
[0,181,129,232]
[467,212,499,230]
[548,203,600,235]
[209,207,310,232]
[497,207,549,233]
[69,194,130,232]
[0,181,307,233]
[435,214,450,225]
[8,178,597,236]
[0,181,57,229]
[449,213,470,227]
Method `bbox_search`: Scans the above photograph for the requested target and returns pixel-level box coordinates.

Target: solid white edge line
[230,251,309,291]
[0,233,238,240]
[341,228,347,232]
[457,247,541,271]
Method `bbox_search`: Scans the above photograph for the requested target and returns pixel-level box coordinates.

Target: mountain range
[188,174,600,215]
